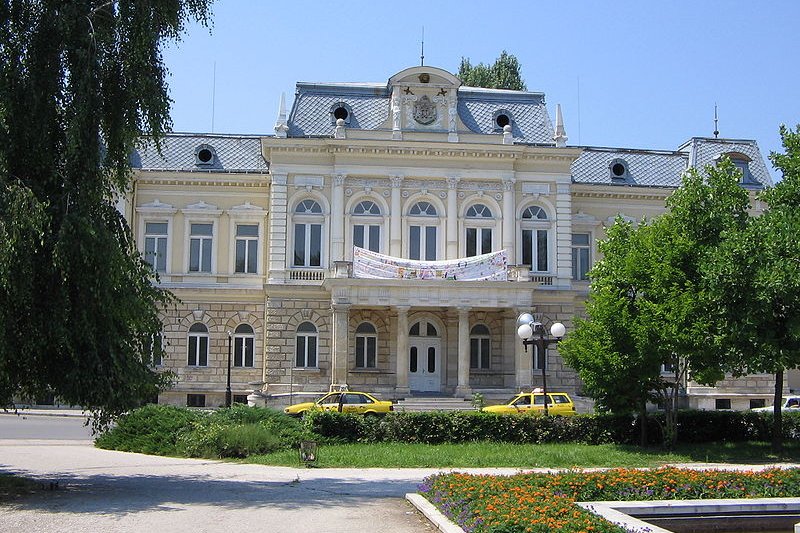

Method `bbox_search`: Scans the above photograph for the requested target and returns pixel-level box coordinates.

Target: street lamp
[517,314,566,416]
[226,330,232,408]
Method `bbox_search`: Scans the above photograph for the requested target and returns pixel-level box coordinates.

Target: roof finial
[274,92,288,138]
[713,103,719,139]
[420,26,425,66]
[553,104,568,148]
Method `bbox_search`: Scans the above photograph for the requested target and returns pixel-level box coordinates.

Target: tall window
[572,233,591,281]
[352,200,381,252]
[189,223,213,272]
[235,224,259,274]
[465,204,493,257]
[295,322,318,367]
[355,322,377,368]
[521,206,549,272]
[293,200,323,267]
[187,323,208,367]
[470,324,491,369]
[233,324,254,367]
[409,201,437,260]
[144,222,168,272]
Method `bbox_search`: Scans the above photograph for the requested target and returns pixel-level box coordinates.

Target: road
[0,413,448,533]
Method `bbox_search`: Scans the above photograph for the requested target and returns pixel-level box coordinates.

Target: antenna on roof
[420,26,425,66]
[211,61,216,133]
[713,103,719,139]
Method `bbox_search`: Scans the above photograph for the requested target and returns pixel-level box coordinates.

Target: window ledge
[293,367,322,372]
[350,368,381,373]
[470,368,493,374]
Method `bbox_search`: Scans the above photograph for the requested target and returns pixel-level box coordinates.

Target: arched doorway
[408,319,441,392]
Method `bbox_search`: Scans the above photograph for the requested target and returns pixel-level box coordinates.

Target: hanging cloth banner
[352,247,508,281]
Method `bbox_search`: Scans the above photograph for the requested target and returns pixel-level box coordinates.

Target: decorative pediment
[227,202,267,218]
[182,200,222,216]
[136,198,177,214]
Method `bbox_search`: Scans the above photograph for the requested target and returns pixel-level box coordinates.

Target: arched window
[409,320,438,337]
[470,324,491,369]
[233,324,255,368]
[355,322,377,368]
[352,200,382,253]
[295,322,318,368]
[408,201,438,260]
[293,200,323,267]
[465,203,494,257]
[187,323,208,367]
[521,205,551,272]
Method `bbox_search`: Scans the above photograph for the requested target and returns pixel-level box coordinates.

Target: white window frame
[188,222,214,273]
[136,200,177,275]
[350,199,384,254]
[463,203,496,257]
[520,205,552,273]
[227,203,266,276]
[295,322,318,368]
[182,201,222,275]
[144,221,169,272]
[291,199,326,268]
[572,232,592,281]
[234,224,259,274]
[406,200,441,261]
[532,344,546,371]
[233,324,255,368]
[187,323,209,367]
[355,322,378,369]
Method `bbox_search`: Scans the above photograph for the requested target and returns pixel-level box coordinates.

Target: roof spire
[420,26,425,66]
[553,104,568,148]
[274,92,288,138]
[713,103,719,139]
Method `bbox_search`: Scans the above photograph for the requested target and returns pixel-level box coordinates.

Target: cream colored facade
[128,66,782,410]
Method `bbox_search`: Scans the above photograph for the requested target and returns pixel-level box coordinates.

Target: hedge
[303,409,800,446]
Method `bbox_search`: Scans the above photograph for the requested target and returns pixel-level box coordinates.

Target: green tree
[458,50,526,90]
[561,160,751,447]
[0,1,212,428]
[706,125,800,453]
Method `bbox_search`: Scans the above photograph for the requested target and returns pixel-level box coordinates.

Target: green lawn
[245,440,800,469]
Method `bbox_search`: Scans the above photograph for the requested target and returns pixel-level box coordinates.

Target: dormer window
[493,110,513,131]
[609,158,629,181]
[717,152,754,184]
[330,102,353,125]
[194,144,217,167]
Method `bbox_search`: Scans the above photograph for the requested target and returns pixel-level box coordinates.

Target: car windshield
[509,395,527,405]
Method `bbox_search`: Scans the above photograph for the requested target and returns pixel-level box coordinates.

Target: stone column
[446,177,459,260]
[331,174,346,263]
[331,303,350,386]
[502,178,516,263]
[514,308,532,390]
[268,173,288,282]
[455,306,471,396]
[390,176,403,257]
[395,306,410,394]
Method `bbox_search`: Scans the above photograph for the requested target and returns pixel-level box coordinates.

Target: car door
[511,394,533,414]
[341,393,367,414]
[319,393,342,412]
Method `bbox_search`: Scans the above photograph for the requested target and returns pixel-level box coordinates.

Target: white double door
[408,338,441,392]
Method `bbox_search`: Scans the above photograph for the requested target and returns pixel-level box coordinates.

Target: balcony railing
[288,269,326,281]
[286,263,553,285]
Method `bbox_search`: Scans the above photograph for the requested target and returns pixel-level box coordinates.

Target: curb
[406,493,465,533]
[1,410,90,418]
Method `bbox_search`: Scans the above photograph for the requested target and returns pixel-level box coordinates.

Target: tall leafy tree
[561,160,752,447]
[706,125,800,453]
[458,50,526,91]
[0,1,212,427]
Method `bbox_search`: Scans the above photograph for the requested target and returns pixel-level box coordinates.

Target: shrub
[178,421,282,458]
[94,404,204,455]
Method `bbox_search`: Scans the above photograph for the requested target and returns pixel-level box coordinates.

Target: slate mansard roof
[132,134,269,173]
[287,81,554,143]
[571,138,772,189]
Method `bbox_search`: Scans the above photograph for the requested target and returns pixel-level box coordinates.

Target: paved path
[0,434,531,533]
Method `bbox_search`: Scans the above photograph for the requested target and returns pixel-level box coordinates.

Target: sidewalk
[2,408,89,418]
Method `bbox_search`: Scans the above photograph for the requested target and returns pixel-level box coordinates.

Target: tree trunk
[639,399,647,447]
[772,369,784,455]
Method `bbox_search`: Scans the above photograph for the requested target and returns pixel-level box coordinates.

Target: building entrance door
[408,338,441,392]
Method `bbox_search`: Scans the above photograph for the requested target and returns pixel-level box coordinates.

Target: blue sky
[164,1,799,181]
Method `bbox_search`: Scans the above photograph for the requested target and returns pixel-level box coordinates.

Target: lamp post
[516,313,566,416]
[226,330,232,407]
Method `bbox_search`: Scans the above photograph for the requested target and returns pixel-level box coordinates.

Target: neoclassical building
[126,65,784,411]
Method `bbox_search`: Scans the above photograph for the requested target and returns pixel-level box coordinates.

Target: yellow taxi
[481,390,577,416]
[284,391,393,417]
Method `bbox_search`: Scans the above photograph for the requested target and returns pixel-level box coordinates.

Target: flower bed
[418,467,800,533]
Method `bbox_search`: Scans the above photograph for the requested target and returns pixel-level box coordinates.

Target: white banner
[352,247,508,281]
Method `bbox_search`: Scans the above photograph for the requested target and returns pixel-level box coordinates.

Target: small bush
[178,422,281,458]
[94,404,203,455]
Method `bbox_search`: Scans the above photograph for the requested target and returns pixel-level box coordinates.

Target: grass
[244,440,800,468]
[0,473,40,500]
